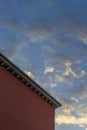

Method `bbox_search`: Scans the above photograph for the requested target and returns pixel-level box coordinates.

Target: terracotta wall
[0,67,54,130]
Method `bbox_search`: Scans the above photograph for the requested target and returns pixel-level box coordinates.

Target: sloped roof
[0,52,61,109]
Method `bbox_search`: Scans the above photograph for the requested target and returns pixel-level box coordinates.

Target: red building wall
[0,67,54,130]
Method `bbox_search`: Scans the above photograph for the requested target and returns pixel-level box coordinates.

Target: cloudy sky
[0,0,87,130]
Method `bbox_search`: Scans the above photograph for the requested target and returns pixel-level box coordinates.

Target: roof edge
[0,52,61,109]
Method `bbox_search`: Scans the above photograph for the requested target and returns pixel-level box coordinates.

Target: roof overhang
[0,52,61,109]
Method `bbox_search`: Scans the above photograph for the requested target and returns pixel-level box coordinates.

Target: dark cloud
[45,53,81,66]
[77,43,87,52]
[7,19,22,30]
[1,0,87,46]
[66,80,87,101]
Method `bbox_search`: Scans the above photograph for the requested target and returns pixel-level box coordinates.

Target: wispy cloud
[44,66,55,74]
[55,73,73,84]
[46,55,85,84]
[76,104,87,117]
[70,97,79,103]
[1,0,87,45]
[63,62,77,77]
[68,82,87,101]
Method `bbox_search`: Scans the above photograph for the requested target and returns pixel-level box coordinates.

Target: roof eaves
[0,52,61,109]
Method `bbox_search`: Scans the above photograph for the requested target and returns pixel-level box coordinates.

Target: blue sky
[0,0,87,130]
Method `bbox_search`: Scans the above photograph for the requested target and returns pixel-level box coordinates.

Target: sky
[0,0,87,130]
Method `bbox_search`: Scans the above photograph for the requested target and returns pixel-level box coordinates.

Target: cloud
[69,83,87,100]
[35,76,50,89]
[76,104,87,117]
[77,43,87,52]
[63,61,86,78]
[1,41,26,60]
[43,53,86,85]
[79,124,86,128]
[54,59,85,84]
[70,97,79,103]
[55,74,73,84]
[50,83,57,88]
[1,0,87,57]
[41,44,56,53]
[7,19,22,31]
[35,74,57,89]
[44,66,55,74]
[63,62,77,78]
[55,99,87,126]
[46,53,81,66]
[55,112,87,125]
[25,71,35,79]
[1,0,87,46]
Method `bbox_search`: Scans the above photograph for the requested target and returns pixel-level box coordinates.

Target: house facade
[0,53,61,130]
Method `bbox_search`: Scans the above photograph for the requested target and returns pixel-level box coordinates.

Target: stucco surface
[0,67,54,130]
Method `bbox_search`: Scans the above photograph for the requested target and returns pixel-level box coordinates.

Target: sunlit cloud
[70,97,79,103]
[76,104,87,117]
[55,98,87,128]
[54,60,83,84]
[25,71,35,79]
[63,61,86,78]
[55,100,87,126]
[50,83,57,88]
[44,66,55,74]
[55,112,87,125]
[63,62,77,77]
